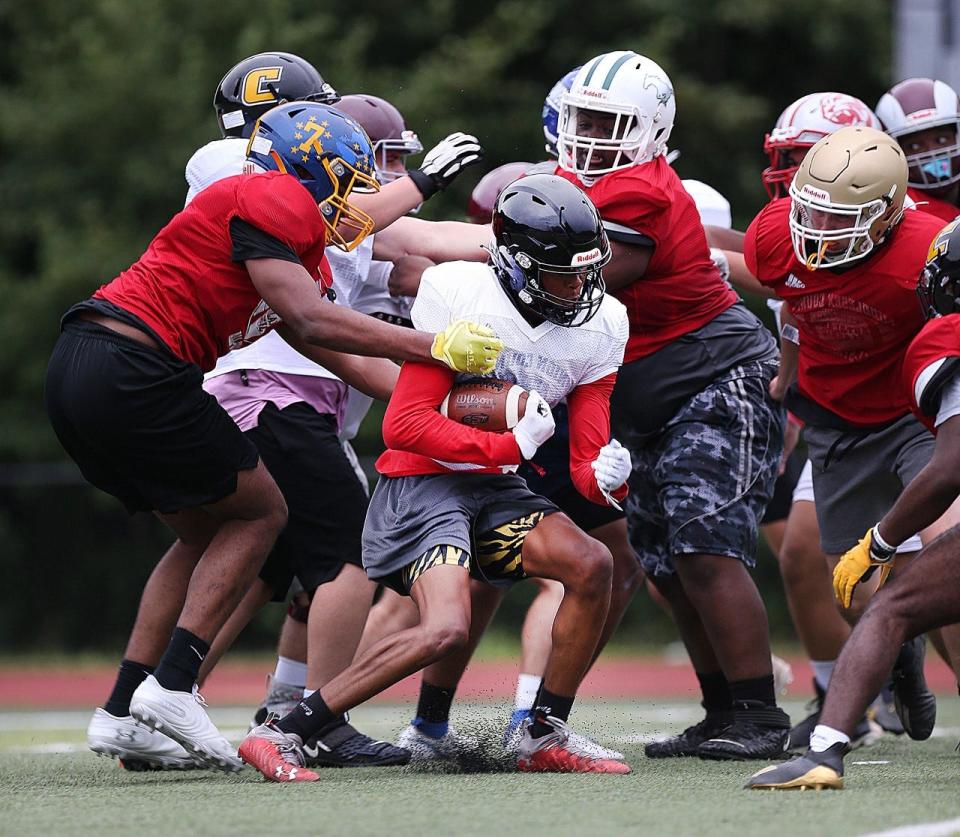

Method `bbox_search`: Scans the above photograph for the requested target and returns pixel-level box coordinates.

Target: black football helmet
[214,52,340,138]
[918,219,960,319]
[491,174,610,327]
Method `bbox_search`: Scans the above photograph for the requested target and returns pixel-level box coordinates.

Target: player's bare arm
[373,216,492,264]
[769,304,799,400]
[388,255,435,298]
[247,258,502,373]
[705,225,745,252]
[726,250,777,298]
[601,239,654,291]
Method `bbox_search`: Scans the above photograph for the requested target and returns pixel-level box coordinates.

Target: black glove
[408,132,483,200]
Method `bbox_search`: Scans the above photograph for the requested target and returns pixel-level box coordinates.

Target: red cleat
[239,723,319,783]
[517,717,631,774]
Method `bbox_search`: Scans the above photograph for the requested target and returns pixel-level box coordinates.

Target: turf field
[2,698,960,837]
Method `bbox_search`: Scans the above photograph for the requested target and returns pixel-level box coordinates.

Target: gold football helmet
[789,126,907,269]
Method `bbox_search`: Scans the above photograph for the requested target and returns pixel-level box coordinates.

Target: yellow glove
[431,320,504,375]
[833,526,897,609]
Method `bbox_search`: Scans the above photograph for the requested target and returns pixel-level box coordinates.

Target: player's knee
[612,550,644,598]
[421,619,470,658]
[566,538,613,598]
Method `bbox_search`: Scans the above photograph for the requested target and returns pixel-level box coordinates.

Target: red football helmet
[762,92,880,199]
[466,162,535,224]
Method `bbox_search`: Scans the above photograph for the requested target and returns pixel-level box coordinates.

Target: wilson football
[439,378,529,432]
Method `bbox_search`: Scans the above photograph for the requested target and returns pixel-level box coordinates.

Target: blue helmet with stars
[246,102,379,251]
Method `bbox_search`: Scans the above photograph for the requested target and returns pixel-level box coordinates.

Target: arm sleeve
[566,373,629,505]
[382,362,522,467]
[229,217,301,264]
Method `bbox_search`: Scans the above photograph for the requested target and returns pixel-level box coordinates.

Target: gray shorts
[362,473,558,594]
[804,413,934,554]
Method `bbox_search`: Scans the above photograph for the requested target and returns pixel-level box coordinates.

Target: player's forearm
[295,303,436,363]
[373,216,492,264]
[727,251,776,298]
[351,178,425,233]
[705,225,745,252]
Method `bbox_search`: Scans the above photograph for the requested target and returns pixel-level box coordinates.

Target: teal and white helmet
[557,51,675,181]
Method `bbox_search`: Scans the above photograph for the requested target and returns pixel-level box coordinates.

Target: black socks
[696,670,733,714]
[277,692,337,742]
[529,686,574,738]
[153,628,210,693]
[730,674,777,709]
[104,659,154,717]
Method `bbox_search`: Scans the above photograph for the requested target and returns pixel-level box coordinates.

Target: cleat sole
[130,708,242,774]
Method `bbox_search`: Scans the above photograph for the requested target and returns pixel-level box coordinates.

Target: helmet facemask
[788,181,902,270]
[492,243,609,328]
[901,123,960,189]
[372,131,423,183]
[557,98,659,181]
[917,219,960,318]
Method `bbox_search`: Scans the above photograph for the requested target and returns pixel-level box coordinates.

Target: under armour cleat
[891,636,937,740]
[304,720,410,768]
[396,723,479,765]
[250,674,304,730]
[698,702,791,761]
[87,707,200,771]
[744,742,848,790]
[644,712,732,758]
[517,717,630,774]
[130,675,242,773]
[239,722,318,782]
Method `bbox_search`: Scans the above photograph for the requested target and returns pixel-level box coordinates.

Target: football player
[239,173,633,781]
[741,125,957,757]
[877,78,960,222]
[62,96,501,773]
[556,51,790,759]
[746,220,960,789]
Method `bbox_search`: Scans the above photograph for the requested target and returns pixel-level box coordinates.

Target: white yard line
[858,817,960,837]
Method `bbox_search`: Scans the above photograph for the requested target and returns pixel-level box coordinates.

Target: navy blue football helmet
[542,66,581,158]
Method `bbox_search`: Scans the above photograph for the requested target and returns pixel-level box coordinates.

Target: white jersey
[184,138,263,206]
[682,179,732,229]
[412,262,628,405]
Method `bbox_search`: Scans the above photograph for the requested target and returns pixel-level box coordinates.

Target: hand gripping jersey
[745,198,943,425]
[903,314,960,432]
[95,171,331,372]
[555,156,737,362]
[376,262,629,505]
[908,187,960,223]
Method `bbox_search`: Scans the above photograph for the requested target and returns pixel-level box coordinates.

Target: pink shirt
[204,369,348,432]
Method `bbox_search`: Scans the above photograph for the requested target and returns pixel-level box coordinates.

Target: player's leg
[240,559,472,782]
[746,525,960,790]
[511,512,629,773]
[590,517,644,660]
[251,600,311,727]
[397,580,503,761]
[355,587,420,657]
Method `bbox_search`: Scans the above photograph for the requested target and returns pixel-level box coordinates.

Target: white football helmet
[557,51,675,182]
[763,92,880,199]
[876,77,960,189]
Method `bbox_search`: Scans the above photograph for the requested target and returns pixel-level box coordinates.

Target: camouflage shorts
[624,361,784,577]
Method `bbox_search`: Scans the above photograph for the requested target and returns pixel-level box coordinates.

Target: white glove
[709,247,731,287]
[512,391,555,460]
[592,439,631,493]
[408,132,484,199]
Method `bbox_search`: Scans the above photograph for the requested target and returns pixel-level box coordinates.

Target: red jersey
[908,187,960,224]
[745,199,942,425]
[95,171,331,372]
[555,157,737,362]
[902,315,960,432]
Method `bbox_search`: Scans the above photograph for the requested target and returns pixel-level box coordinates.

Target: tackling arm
[372,216,492,264]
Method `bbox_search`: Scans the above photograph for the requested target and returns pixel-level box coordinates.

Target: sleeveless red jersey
[555,157,737,362]
[745,199,942,425]
[908,187,960,223]
[95,171,331,371]
[902,314,960,432]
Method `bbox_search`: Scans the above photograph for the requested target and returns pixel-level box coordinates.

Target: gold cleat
[744,744,847,791]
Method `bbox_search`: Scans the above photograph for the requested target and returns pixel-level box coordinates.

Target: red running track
[0,656,956,709]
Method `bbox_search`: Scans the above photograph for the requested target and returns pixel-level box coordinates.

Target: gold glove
[431,320,503,375]
[833,527,897,609]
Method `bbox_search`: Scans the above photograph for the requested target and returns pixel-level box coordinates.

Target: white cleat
[87,707,200,770]
[503,721,624,761]
[395,723,479,764]
[130,675,242,773]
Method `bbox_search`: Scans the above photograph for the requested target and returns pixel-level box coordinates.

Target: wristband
[870,525,898,562]
[407,169,437,200]
[781,323,800,345]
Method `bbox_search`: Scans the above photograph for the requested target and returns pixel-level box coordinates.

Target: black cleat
[698,702,791,761]
[744,742,848,790]
[644,712,732,758]
[303,721,411,768]
[891,637,937,740]
[788,680,876,751]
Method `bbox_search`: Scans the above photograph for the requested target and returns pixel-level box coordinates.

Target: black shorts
[44,319,258,514]
[519,404,624,533]
[246,401,368,599]
[760,447,807,525]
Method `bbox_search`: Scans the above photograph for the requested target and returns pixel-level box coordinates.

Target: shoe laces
[191,685,209,709]
[263,723,306,767]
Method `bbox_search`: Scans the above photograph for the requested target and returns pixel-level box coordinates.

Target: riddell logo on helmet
[571,248,602,265]
[580,88,609,100]
[799,184,831,203]
[908,108,938,123]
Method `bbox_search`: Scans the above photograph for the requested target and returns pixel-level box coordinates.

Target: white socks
[809,723,850,753]
[514,673,542,711]
[811,659,836,692]
[274,656,308,689]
